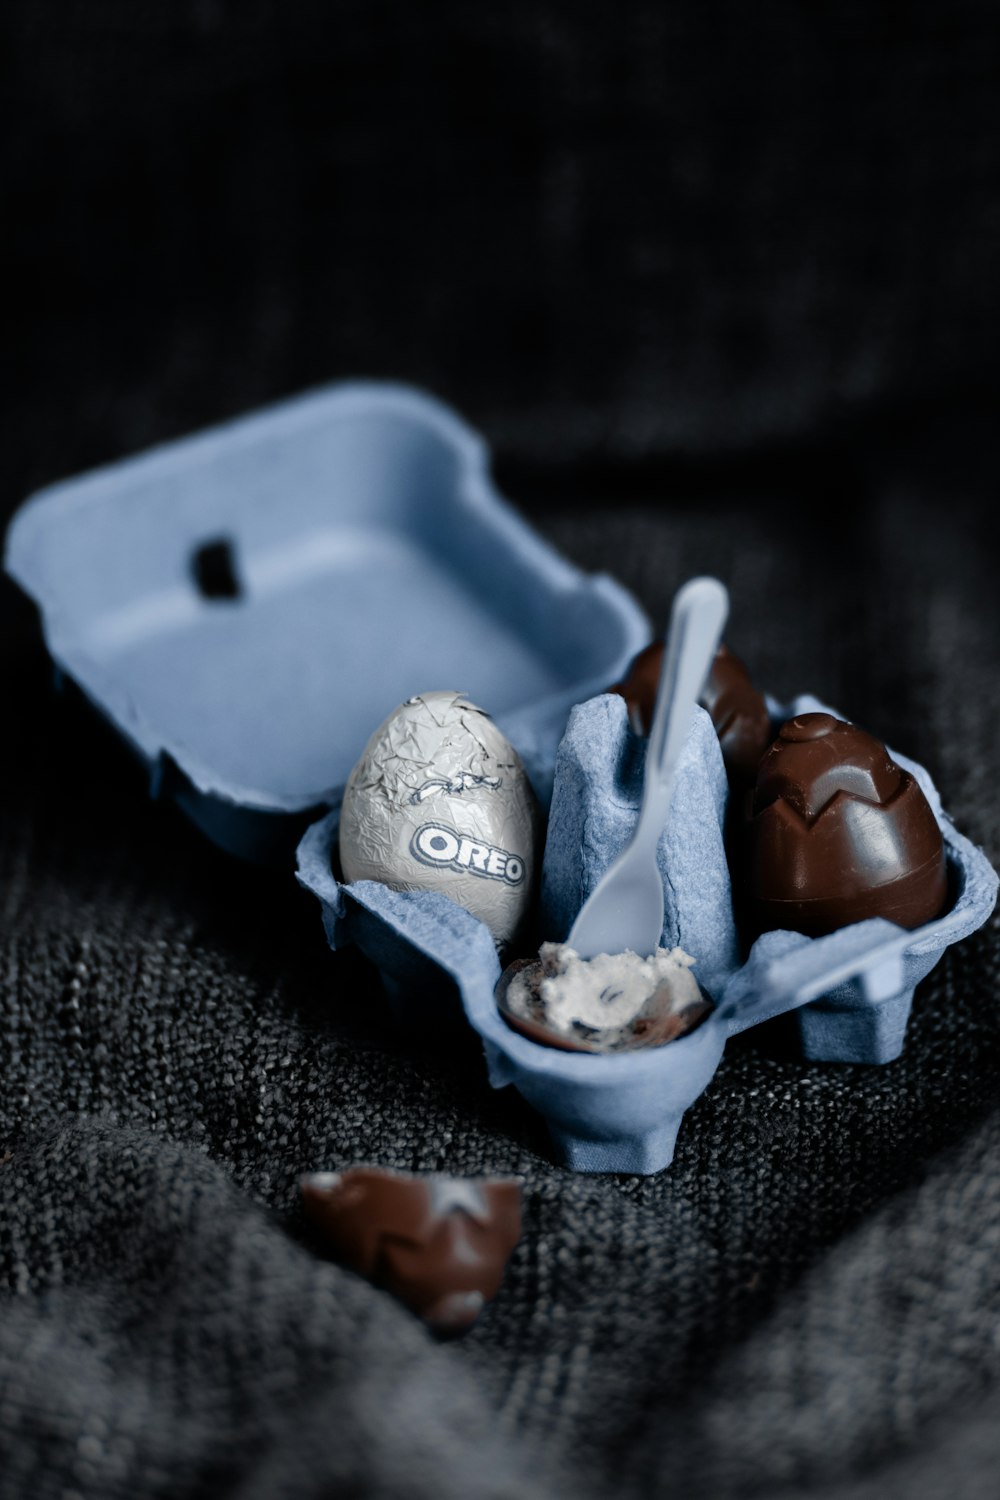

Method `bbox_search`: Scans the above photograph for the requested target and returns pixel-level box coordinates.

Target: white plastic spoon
[566,575,730,960]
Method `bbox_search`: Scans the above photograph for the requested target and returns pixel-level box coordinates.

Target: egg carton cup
[297,691,998,1175]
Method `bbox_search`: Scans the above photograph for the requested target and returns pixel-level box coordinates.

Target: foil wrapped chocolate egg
[338,691,540,948]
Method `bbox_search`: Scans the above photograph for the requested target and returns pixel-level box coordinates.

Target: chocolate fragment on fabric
[301,1167,522,1335]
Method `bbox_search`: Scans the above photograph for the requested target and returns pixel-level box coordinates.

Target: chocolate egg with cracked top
[338,691,541,949]
[748,712,948,937]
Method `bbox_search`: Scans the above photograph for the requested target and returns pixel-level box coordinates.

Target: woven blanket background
[3,3,1000,1497]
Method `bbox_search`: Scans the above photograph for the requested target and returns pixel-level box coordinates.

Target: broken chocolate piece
[301,1167,522,1335]
[748,712,948,937]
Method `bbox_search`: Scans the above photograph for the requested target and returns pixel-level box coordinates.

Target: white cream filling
[506,940,700,1040]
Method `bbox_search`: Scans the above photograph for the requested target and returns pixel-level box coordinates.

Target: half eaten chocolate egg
[496,942,713,1052]
[338,692,541,948]
[748,712,948,937]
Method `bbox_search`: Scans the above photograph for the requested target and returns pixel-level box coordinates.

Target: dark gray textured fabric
[6,0,1000,493]
[4,3,1000,1493]
[2,419,999,1498]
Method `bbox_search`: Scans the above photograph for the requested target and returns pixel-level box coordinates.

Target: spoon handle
[635,576,729,846]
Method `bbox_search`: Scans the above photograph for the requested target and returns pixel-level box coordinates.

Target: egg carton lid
[4,382,650,863]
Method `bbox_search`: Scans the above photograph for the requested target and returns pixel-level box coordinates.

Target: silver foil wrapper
[339,691,541,948]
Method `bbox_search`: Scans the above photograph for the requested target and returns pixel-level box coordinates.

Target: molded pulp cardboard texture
[4,382,650,861]
[541,694,741,1001]
[296,691,998,1175]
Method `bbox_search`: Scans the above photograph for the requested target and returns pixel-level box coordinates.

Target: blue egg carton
[4,382,649,860]
[6,380,997,1175]
[297,691,997,1175]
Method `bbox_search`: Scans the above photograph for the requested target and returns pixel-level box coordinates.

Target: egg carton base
[796,987,915,1065]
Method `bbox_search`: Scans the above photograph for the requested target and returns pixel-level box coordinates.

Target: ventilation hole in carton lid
[192,538,241,600]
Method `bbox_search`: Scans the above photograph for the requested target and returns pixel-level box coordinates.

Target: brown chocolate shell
[301,1167,522,1335]
[748,712,948,937]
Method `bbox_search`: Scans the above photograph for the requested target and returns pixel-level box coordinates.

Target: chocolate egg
[698,644,774,790]
[611,640,772,789]
[748,712,948,937]
[608,640,663,735]
[338,691,540,948]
